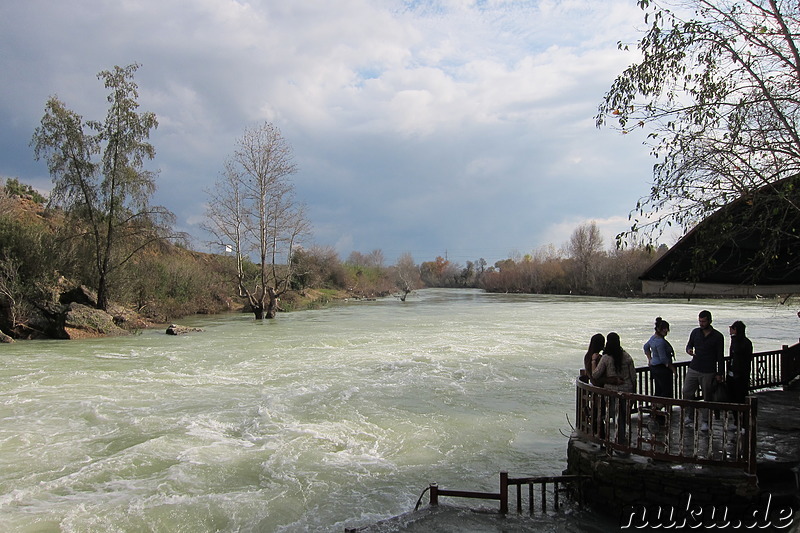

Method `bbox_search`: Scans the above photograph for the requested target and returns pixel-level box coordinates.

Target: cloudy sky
[0,0,659,266]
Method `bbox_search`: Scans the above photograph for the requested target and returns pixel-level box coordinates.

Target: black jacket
[686,327,725,374]
[729,334,753,380]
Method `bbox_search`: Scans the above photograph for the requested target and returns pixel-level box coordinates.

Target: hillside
[0,193,239,340]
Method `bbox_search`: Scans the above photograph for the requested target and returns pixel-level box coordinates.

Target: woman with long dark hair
[592,332,636,446]
[583,333,605,385]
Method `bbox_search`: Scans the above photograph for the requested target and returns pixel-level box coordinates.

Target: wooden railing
[575,382,758,473]
[633,341,800,399]
[421,471,590,515]
[576,341,800,474]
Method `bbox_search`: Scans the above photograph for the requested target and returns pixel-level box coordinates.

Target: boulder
[166,324,204,335]
[63,303,127,339]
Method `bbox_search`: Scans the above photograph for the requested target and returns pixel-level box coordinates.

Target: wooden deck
[621,388,800,466]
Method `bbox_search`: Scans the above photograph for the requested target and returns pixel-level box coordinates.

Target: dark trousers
[651,365,673,398]
[650,365,675,398]
[650,365,675,422]
[728,375,749,404]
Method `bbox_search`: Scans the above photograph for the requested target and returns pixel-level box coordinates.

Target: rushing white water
[1,289,798,532]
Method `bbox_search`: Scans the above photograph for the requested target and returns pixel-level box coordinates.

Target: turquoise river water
[1,289,798,532]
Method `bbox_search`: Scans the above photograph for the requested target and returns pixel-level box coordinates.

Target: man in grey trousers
[683,310,725,431]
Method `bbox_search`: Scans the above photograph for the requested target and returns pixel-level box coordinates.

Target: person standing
[683,310,725,430]
[582,333,607,438]
[727,320,753,404]
[592,332,636,446]
[583,333,605,386]
[644,317,676,399]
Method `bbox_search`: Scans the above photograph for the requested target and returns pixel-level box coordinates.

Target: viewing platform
[566,341,800,526]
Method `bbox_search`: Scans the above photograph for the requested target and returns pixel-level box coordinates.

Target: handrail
[506,474,591,514]
[636,342,800,396]
[574,341,800,474]
[575,381,758,473]
[633,340,800,399]
[426,471,590,514]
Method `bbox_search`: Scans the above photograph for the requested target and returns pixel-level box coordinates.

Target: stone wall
[565,435,761,526]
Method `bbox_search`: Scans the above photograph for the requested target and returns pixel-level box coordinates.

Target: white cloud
[0,0,658,264]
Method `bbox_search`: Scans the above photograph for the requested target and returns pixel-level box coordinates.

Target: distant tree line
[289,222,662,298]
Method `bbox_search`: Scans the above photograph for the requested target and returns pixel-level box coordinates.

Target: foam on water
[1,289,798,531]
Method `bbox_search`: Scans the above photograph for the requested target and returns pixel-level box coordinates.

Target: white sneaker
[700,423,709,432]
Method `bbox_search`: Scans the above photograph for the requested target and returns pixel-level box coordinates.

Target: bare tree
[0,257,30,336]
[346,250,385,269]
[366,249,385,269]
[567,222,605,292]
[394,252,420,301]
[204,122,310,319]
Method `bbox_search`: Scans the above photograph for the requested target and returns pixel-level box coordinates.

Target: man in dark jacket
[683,310,725,430]
[727,320,753,404]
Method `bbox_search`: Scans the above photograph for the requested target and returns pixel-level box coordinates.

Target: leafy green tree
[598,0,800,279]
[32,63,173,311]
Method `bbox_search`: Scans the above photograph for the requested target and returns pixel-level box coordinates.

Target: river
[1,289,798,532]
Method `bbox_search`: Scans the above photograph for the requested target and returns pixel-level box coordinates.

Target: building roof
[640,176,800,294]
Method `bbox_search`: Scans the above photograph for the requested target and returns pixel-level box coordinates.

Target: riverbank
[0,284,377,342]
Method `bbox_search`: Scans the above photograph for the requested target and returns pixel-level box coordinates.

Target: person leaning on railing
[583,333,607,386]
[592,333,636,446]
[643,317,677,426]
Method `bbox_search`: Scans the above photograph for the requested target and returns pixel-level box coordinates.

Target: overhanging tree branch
[599,0,800,282]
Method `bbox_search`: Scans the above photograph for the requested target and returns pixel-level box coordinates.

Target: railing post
[746,397,758,475]
[781,345,788,386]
[499,471,508,514]
[429,483,438,506]
[528,482,534,514]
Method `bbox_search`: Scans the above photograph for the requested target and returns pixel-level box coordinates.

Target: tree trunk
[252,304,264,320]
[265,287,279,319]
[96,274,109,311]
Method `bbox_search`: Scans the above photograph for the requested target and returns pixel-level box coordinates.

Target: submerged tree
[32,63,173,310]
[204,122,310,319]
[394,252,420,301]
[598,0,800,280]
